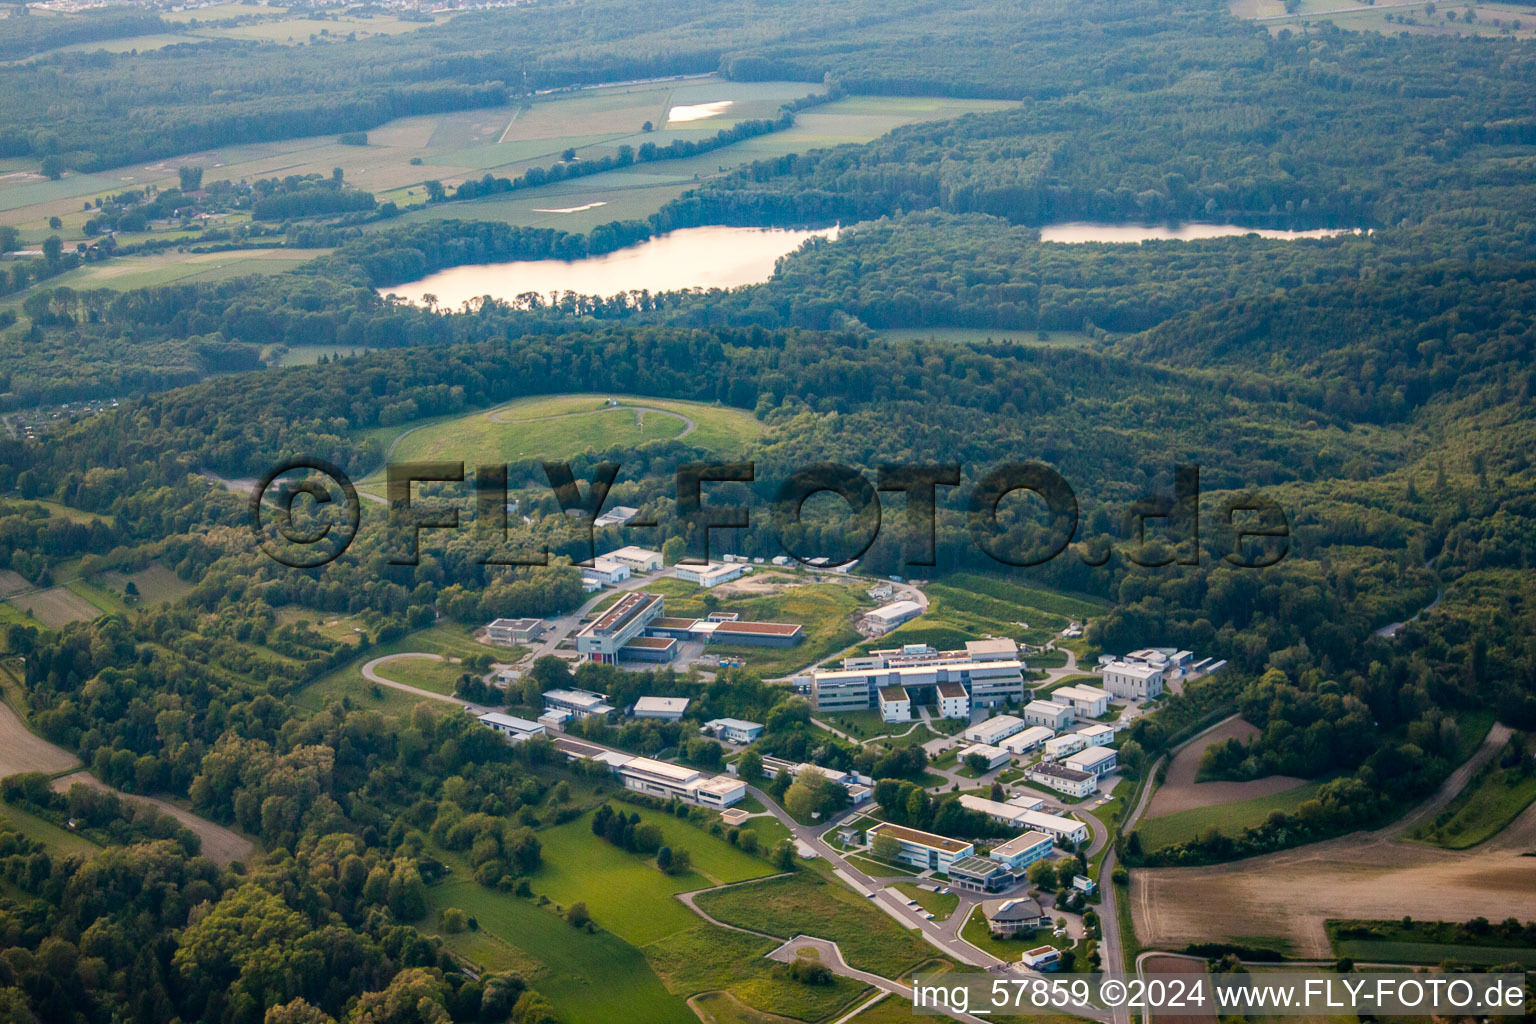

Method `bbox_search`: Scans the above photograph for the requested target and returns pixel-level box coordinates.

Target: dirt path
[1131,722,1531,957]
[51,771,255,867]
[1144,717,1305,817]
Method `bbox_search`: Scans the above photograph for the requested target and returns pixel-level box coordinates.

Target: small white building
[593,505,640,527]
[1102,660,1165,700]
[879,685,912,723]
[484,617,542,645]
[633,696,690,721]
[957,743,1009,771]
[1023,700,1075,730]
[1051,684,1109,718]
[1025,762,1098,798]
[1043,732,1087,760]
[581,557,632,586]
[1002,725,1055,755]
[988,830,1055,871]
[477,712,545,743]
[965,714,1027,745]
[544,688,615,718]
[603,545,664,573]
[1061,745,1117,778]
[675,561,746,588]
[704,718,764,743]
[1077,723,1116,746]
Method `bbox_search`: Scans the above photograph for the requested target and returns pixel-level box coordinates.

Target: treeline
[0,8,171,61]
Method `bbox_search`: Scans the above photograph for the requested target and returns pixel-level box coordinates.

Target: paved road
[767,936,997,1024]
[360,652,496,713]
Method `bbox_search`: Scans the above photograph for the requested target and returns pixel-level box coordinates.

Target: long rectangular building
[867,821,973,872]
[812,659,1027,714]
[552,740,745,808]
[575,591,665,664]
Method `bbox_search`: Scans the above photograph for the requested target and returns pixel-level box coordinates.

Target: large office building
[616,756,746,808]
[575,591,665,664]
[1102,660,1166,700]
[948,855,1014,894]
[1025,762,1099,798]
[1051,684,1109,717]
[813,658,1027,715]
[867,821,974,872]
[843,638,1019,672]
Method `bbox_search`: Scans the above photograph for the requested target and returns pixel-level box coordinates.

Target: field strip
[51,771,255,866]
[0,698,81,778]
[485,402,697,438]
[497,106,523,145]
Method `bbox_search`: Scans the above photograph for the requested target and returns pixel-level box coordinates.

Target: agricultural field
[527,805,776,946]
[0,804,99,857]
[694,871,948,978]
[1328,920,1536,967]
[16,248,330,293]
[98,563,195,606]
[1134,779,1327,851]
[1230,0,1535,37]
[5,583,102,629]
[0,696,80,780]
[1142,717,1310,820]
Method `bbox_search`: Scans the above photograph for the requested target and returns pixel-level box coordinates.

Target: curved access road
[360,652,495,713]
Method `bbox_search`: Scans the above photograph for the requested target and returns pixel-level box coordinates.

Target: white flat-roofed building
[959,794,1041,829]
[937,681,970,719]
[704,718,763,743]
[813,661,1026,714]
[1062,745,1117,778]
[1025,762,1098,798]
[1002,725,1055,755]
[966,638,1020,661]
[988,830,1055,871]
[867,821,974,872]
[879,685,911,723]
[617,756,745,808]
[1103,660,1165,700]
[543,687,615,718]
[1015,808,1088,845]
[1024,700,1075,730]
[675,561,745,588]
[1006,793,1045,810]
[1051,684,1109,718]
[575,591,665,664]
[580,557,631,586]
[1044,733,1087,759]
[537,710,570,730]
[965,714,1027,745]
[603,545,664,573]
[593,505,640,527]
[633,696,690,720]
[484,617,542,645]
[863,600,923,634]
[958,743,1009,770]
[1077,723,1116,746]
[477,712,545,743]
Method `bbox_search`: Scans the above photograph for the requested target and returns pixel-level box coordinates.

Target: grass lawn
[657,579,867,678]
[99,563,194,605]
[0,805,100,857]
[293,620,517,716]
[425,877,695,1024]
[694,872,948,978]
[1135,779,1326,851]
[372,656,464,696]
[528,806,776,946]
[644,923,871,1022]
[958,905,1073,963]
[893,882,959,921]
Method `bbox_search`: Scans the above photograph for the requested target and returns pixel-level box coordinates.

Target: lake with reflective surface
[382,224,839,306]
[1040,222,1360,243]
